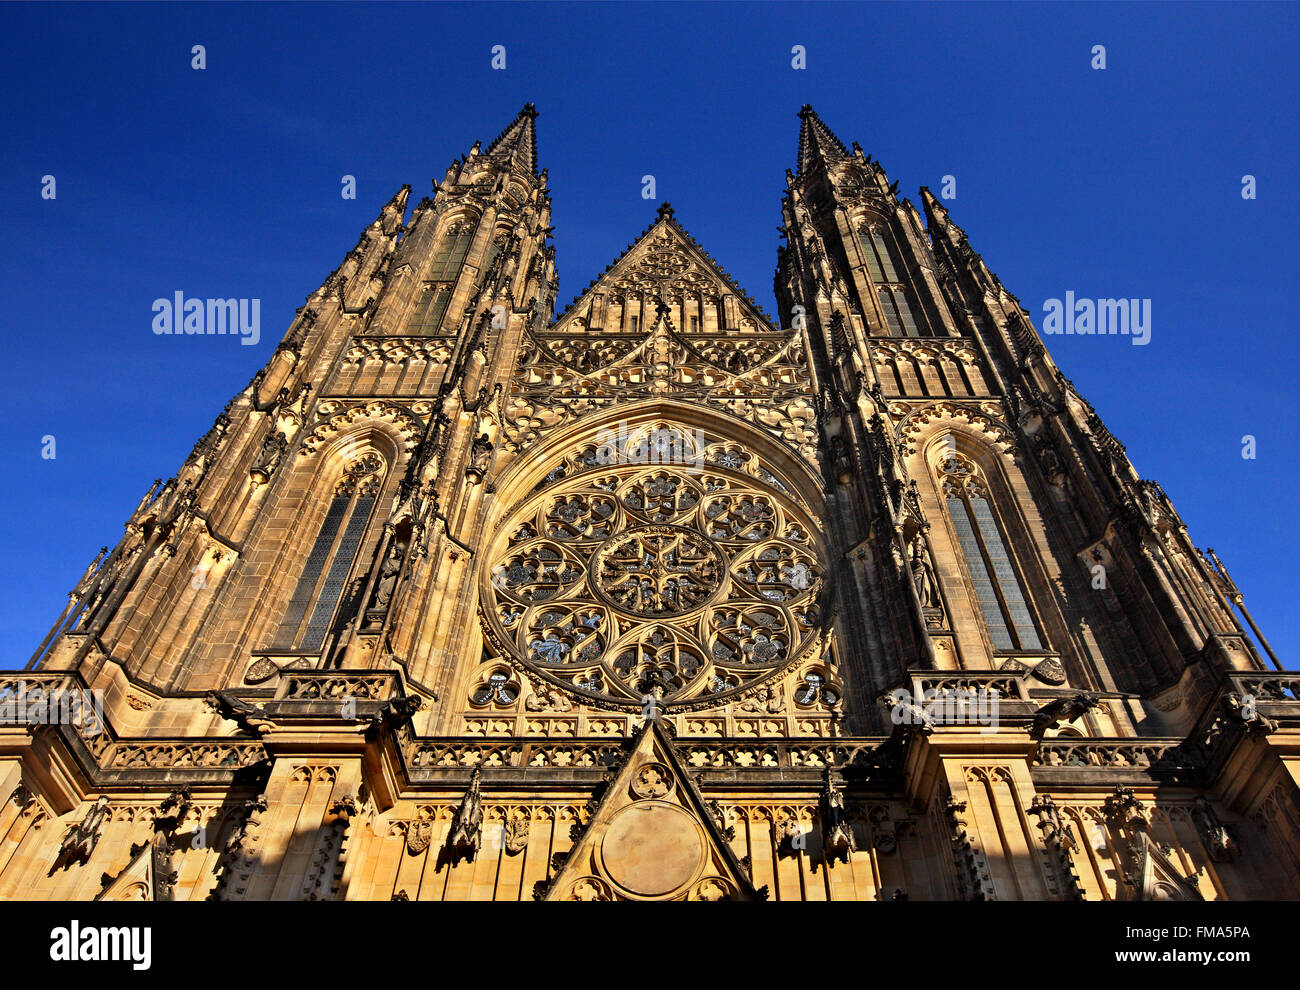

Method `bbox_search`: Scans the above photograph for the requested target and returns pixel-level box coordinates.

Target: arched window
[878,286,921,337]
[939,452,1042,651]
[428,222,475,281]
[863,227,900,282]
[861,223,929,337]
[272,454,383,651]
[407,222,475,334]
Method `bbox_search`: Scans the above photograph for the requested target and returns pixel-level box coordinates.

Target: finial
[799,104,814,118]
[522,102,538,118]
[656,202,675,221]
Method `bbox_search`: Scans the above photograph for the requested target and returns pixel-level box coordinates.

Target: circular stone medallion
[591,525,724,618]
[600,802,704,898]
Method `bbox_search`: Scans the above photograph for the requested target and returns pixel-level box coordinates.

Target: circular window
[482,461,826,710]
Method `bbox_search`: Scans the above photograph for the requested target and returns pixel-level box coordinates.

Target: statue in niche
[372,541,406,609]
[468,434,494,480]
[1039,442,1068,492]
[908,534,941,609]
[250,431,287,484]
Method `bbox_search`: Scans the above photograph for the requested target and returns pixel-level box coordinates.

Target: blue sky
[1,2,1295,669]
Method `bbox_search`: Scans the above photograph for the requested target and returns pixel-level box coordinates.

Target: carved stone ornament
[569,876,612,901]
[244,657,280,685]
[631,762,673,799]
[503,817,530,855]
[593,525,725,617]
[406,820,434,856]
[1032,658,1067,685]
[482,461,826,710]
[447,771,484,861]
[55,796,112,869]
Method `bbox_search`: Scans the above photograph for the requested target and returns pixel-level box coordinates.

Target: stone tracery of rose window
[482,431,826,710]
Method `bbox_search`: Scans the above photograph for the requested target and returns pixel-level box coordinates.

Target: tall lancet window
[407,221,475,334]
[861,223,929,338]
[939,452,1042,651]
[428,221,475,280]
[272,453,383,652]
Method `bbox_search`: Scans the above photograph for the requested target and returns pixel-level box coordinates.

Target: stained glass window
[941,453,1043,652]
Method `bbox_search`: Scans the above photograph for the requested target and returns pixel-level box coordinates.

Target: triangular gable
[1126,830,1204,901]
[552,207,777,333]
[544,717,764,901]
[95,842,160,902]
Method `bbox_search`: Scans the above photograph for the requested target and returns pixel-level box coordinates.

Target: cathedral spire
[484,102,540,176]
[795,104,851,178]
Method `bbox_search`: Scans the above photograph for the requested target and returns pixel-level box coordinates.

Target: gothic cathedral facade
[4,106,1296,901]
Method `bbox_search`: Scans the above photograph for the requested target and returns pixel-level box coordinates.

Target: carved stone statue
[372,541,405,609]
[468,434,494,480]
[1031,694,1100,739]
[367,694,423,731]
[447,770,483,862]
[820,770,856,865]
[205,690,275,735]
[250,431,287,484]
[524,681,572,713]
[739,683,784,715]
[908,536,940,609]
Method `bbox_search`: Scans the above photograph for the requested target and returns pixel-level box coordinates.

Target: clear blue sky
[1,2,1295,670]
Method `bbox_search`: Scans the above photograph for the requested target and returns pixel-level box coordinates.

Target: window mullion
[948,495,1014,650]
[964,494,1023,650]
[293,488,359,649]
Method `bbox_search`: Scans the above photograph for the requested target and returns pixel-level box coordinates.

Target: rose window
[482,460,826,709]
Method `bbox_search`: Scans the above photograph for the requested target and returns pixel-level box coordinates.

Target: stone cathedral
[3,105,1296,902]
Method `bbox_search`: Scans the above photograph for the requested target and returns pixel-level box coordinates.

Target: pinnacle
[484,103,540,175]
[795,104,851,178]
[385,184,411,211]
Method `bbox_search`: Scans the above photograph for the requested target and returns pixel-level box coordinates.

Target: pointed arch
[920,433,1046,656]
[270,448,386,652]
[407,213,480,334]
[257,422,408,658]
[490,398,829,518]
